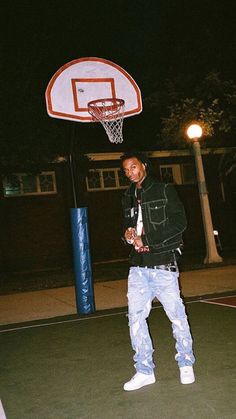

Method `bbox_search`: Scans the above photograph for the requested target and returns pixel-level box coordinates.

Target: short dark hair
[120,151,149,167]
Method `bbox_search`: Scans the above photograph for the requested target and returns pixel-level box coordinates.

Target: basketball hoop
[88,98,125,144]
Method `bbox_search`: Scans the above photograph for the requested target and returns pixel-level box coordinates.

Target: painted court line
[1,296,235,334]
[201,294,236,308]
[0,299,202,334]
[0,310,128,334]
[0,400,7,419]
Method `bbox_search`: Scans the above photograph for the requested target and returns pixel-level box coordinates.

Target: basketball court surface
[0,291,235,418]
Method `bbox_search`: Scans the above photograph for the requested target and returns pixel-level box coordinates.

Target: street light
[186,123,223,264]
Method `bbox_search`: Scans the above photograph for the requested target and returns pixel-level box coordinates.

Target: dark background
[1,0,236,156]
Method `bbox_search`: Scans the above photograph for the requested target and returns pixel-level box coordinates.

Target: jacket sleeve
[141,183,187,248]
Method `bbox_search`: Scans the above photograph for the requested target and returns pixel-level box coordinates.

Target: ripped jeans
[127,266,195,374]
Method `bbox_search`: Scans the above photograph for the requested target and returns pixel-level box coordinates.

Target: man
[121,152,195,391]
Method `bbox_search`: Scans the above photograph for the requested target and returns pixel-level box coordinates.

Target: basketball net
[88,98,125,144]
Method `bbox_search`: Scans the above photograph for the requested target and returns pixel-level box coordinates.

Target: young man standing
[121,152,195,391]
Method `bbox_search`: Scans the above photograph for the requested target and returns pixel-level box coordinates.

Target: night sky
[1,0,236,156]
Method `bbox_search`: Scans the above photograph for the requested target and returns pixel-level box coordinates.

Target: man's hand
[133,236,144,249]
[124,227,136,244]
[124,228,148,251]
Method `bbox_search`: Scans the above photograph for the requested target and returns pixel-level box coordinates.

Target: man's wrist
[141,235,148,246]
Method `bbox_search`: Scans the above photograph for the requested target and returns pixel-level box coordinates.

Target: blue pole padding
[70,207,96,314]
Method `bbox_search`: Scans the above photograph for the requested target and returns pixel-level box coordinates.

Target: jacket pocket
[147,199,167,225]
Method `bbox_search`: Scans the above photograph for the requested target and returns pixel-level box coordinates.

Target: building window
[2,171,57,197]
[181,164,197,184]
[160,164,196,185]
[103,170,117,188]
[160,166,176,183]
[86,168,129,191]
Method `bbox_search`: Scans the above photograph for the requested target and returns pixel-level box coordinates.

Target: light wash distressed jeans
[127,266,195,374]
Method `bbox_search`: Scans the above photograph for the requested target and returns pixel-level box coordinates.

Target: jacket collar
[125,175,155,195]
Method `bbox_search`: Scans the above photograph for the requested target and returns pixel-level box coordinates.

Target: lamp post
[186,123,223,264]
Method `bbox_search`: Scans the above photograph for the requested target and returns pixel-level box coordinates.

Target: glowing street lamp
[186,123,203,140]
[186,123,223,264]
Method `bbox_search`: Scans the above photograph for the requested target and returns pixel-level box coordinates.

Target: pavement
[0,264,236,326]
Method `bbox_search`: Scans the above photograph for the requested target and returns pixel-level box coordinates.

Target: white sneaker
[123,372,156,391]
[180,366,195,384]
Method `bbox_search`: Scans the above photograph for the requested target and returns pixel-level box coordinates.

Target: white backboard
[45,57,142,122]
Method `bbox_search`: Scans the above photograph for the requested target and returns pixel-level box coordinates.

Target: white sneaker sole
[181,377,195,385]
[123,375,156,391]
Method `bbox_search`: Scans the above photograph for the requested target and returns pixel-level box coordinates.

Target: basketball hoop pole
[69,126,78,208]
[69,124,96,315]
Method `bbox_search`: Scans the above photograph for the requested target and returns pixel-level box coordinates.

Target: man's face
[122,157,147,184]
